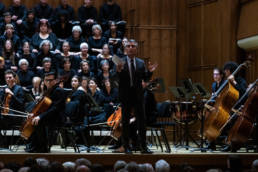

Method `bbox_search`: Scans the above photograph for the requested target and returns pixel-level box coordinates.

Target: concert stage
[1,145,258,171]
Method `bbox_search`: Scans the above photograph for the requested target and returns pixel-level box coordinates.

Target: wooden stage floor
[1,144,258,171]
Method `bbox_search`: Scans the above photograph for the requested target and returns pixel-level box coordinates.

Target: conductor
[116,39,157,154]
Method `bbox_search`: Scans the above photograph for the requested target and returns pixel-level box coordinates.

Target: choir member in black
[0,70,25,129]
[78,0,98,38]
[52,0,75,23]
[88,24,107,56]
[104,21,123,54]
[0,24,21,52]
[85,78,106,125]
[0,57,6,85]
[35,40,58,71]
[26,71,66,153]
[78,42,97,74]
[8,0,27,25]
[96,44,115,70]
[16,41,37,71]
[67,25,86,53]
[99,0,125,34]
[19,10,39,42]
[65,76,88,126]
[116,37,128,58]
[33,0,54,21]
[17,59,35,90]
[52,10,73,40]
[1,39,18,71]
[55,41,80,71]
[223,61,247,98]
[31,19,58,52]
[78,60,94,79]
[211,67,224,94]
[115,39,157,154]
[96,59,115,87]
[101,78,119,118]
[81,76,89,93]
[58,57,76,88]
[0,2,5,22]
[0,12,17,36]
[36,57,53,78]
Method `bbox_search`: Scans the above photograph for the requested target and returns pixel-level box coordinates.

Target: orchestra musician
[211,67,224,94]
[115,39,157,154]
[0,70,25,147]
[26,71,66,153]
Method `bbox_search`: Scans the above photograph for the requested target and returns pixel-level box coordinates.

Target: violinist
[26,71,66,153]
[0,70,25,128]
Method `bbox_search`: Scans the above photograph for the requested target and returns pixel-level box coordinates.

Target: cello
[204,60,250,141]
[226,79,258,149]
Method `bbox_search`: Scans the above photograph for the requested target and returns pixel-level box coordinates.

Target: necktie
[130,59,135,86]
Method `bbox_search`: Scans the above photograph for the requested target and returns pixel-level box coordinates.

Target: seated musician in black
[0,70,25,130]
[26,72,66,153]
[211,67,224,94]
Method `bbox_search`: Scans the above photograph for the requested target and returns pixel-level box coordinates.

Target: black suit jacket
[117,57,152,103]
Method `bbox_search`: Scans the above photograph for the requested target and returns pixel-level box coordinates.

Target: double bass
[204,60,250,141]
[226,79,258,148]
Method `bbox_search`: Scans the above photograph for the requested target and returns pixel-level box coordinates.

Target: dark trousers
[121,87,146,149]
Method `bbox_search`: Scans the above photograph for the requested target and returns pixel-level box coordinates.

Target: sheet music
[112,55,125,66]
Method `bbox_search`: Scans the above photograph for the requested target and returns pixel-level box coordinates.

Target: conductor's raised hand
[116,62,124,72]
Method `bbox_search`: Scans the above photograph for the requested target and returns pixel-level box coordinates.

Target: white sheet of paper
[112,55,125,65]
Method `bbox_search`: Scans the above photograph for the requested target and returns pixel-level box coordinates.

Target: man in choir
[26,72,66,153]
[33,0,54,22]
[115,39,157,154]
[78,0,98,38]
[8,0,27,25]
[53,0,75,23]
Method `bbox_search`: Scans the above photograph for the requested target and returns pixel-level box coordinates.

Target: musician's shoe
[140,147,153,154]
[221,145,231,152]
[108,144,121,150]
[206,142,216,151]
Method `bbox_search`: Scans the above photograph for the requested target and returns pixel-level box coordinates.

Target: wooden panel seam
[188,0,218,8]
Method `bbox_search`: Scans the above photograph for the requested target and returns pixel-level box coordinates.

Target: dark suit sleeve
[12,86,24,106]
[39,88,65,120]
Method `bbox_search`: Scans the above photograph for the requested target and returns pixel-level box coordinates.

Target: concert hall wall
[2,0,257,101]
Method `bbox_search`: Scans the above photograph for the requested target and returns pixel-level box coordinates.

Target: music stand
[152,78,166,93]
[193,83,211,99]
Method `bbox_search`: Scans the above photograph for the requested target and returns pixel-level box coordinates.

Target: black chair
[146,101,176,153]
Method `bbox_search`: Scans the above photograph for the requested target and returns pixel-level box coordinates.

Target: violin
[1,93,12,115]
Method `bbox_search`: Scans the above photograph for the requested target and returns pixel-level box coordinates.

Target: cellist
[207,61,247,151]
[26,71,66,153]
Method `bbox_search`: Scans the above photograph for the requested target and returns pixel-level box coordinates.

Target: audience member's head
[0,169,13,172]
[75,158,92,169]
[75,165,90,172]
[62,161,76,172]
[114,160,127,172]
[49,161,65,172]
[252,159,258,172]
[125,162,139,172]
[35,158,49,169]
[0,162,4,170]
[206,169,223,172]
[18,167,30,172]
[4,162,21,172]
[155,159,170,172]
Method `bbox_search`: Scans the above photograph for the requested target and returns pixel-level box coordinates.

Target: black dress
[88,36,107,56]
[17,69,35,89]
[31,32,59,51]
[66,36,86,52]
[33,3,54,21]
